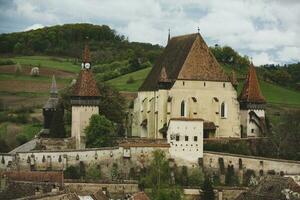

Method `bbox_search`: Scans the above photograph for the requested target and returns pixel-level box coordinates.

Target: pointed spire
[50,75,58,98]
[238,63,265,104]
[82,43,90,63]
[167,29,171,44]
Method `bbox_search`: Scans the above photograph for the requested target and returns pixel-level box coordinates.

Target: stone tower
[238,63,266,137]
[71,43,100,149]
[43,75,59,132]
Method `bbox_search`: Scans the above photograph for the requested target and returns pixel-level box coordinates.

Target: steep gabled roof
[139,33,229,91]
[72,70,100,97]
[238,63,266,104]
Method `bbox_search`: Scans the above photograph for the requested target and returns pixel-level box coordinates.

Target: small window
[176,135,180,141]
[223,83,226,88]
[221,102,227,118]
[194,136,198,141]
[185,136,189,141]
[251,129,254,133]
[204,82,206,87]
[180,101,186,117]
[183,81,185,86]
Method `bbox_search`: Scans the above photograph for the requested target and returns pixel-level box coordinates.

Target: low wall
[203,151,300,176]
[0,153,15,170]
[64,182,139,195]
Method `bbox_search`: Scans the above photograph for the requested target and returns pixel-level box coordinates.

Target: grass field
[107,67,151,92]
[108,67,300,107]
[0,56,80,73]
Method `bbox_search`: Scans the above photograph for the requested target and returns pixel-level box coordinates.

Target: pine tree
[202,176,214,200]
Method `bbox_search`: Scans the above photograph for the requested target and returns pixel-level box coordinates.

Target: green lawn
[0,56,80,73]
[107,67,151,92]
[0,73,71,84]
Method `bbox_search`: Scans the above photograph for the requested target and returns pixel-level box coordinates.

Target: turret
[43,75,59,131]
[239,63,266,137]
[71,42,100,149]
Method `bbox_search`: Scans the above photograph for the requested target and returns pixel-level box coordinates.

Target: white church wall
[167,119,203,166]
[0,153,14,170]
[169,80,241,138]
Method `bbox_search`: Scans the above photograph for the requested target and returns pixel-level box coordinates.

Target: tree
[49,103,66,138]
[202,176,214,200]
[85,114,116,148]
[269,110,300,160]
[188,168,204,186]
[86,164,101,180]
[64,166,80,179]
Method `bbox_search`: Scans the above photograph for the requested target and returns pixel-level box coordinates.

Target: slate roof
[43,75,59,109]
[72,70,100,97]
[238,63,266,104]
[139,33,229,91]
[235,176,300,200]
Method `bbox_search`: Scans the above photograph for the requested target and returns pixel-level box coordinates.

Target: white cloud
[277,47,300,63]
[0,0,300,64]
[252,52,277,66]
[24,24,44,31]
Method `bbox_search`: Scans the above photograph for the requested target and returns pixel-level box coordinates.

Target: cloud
[24,24,44,31]
[277,47,300,63]
[0,0,299,64]
[252,52,277,66]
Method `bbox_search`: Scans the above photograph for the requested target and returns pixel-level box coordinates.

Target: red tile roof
[139,33,229,91]
[238,63,266,104]
[72,70,100,97]
[131,192,150,200]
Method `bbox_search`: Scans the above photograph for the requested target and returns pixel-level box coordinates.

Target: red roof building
[238,63,266,108]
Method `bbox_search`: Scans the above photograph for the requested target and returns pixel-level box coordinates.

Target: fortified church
[43,32,267,153]
[42,32,267,164]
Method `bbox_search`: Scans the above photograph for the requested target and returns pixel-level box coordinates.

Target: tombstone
[30,67,39,76]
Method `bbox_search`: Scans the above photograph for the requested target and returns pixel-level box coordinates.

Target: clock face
[85,63,91,69]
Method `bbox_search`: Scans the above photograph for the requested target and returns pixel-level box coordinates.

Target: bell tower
[71,42,100,149]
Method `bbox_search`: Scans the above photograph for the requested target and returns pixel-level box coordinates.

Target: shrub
[16,134,28,145]
[188,168,204,186]
[64,166,81,179]
[0,59,15,65]
[126,76,135,84]
[85,164,101,180]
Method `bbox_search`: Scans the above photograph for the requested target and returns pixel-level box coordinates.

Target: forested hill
[0,23,163,64]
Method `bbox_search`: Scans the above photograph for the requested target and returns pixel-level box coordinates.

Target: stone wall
[0,153,14,170]
[15,145,171,179]
[203,151,300,176]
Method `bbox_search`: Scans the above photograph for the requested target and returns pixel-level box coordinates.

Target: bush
[0,59,15,65]
[126,76,135,84]
[188,168,204,186]
[16,134,28,145]
[64,166,81,179]
[85,164,101,180]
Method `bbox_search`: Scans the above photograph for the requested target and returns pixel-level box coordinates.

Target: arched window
[181,101,185,117]
[221,102,227,118]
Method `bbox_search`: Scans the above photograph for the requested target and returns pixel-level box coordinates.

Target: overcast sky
[0,0,300,65]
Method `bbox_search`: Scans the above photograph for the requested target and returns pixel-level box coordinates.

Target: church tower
[43,75,59,132]
[238,63,266,137]
[71,43,100,149]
